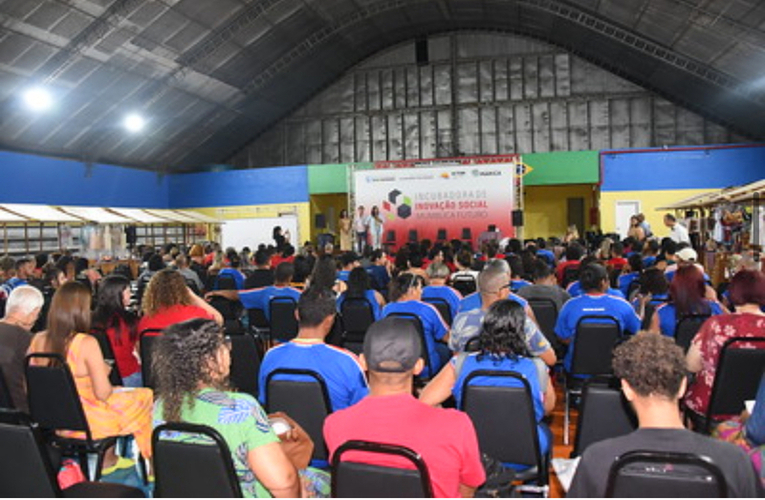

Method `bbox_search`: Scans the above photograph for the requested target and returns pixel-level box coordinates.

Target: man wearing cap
[664,213,690,244]
[664,246,711,284]
[323,317,486,498]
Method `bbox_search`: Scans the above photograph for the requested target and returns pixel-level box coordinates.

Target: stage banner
[354,163,517,249]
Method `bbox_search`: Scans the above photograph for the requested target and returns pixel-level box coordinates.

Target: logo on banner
[381,189,413,220]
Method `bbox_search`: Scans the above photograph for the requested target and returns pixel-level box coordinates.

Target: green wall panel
[308,163,372,194]
[522,150,599,186]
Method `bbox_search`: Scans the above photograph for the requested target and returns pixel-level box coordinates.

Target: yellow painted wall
[309,194,348,242]
[190,202,311,247]
[600,189,711,237]
[524,184,596,240]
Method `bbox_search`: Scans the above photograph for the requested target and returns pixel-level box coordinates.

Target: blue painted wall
[168,165,309,208]
[0,151,169,208]
[601,144,765,191]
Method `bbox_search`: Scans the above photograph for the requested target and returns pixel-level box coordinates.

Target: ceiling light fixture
[123,113,145,133]
[23,87,52,112]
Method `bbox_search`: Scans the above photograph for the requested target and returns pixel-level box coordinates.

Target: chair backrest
[215,275,237,291]
[247,308,270,330]
[269,296,299,342]
[572,379,637,457]
[24,353,92,441]
[422,297,452,325]
[331,440,433,498]
[340,297,376,344]
[265,368,331,462]
[451,276,477,297]
[436,229,447,241]
[209,296,242,322]
[408,230,418,243]
[0,410,60,497]
[385,230,396,243]
[562,266,580,288]
[0,367,14,409]
[605,450,727,498]
[461,227,472,241]
[460,370,543,473]
[386,312,433,377]
[570,315,622,376]
[227,334,261,399]
[139,329,163,389]
[153,422,243,498]
[527,297,559,346]
[675,314,710,352]
[185,278,202,296]
[89,329,123,386]
[706,336,765,430]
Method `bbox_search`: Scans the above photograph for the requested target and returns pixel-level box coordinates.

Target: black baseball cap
[363,317,421,373]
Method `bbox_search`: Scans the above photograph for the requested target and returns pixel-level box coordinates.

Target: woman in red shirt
[92,275,142,387]
[138,269,222,335]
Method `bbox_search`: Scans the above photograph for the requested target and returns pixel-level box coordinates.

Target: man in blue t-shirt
[457,259,535,321]
[206,262,301,320]
[555,263,641,374]
[422,262,462,324]
[258,287,369,413]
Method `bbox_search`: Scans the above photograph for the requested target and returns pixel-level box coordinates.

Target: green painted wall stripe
[523,150,600,185]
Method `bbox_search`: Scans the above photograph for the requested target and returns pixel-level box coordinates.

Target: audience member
[617,253,643,298]
[174,254,205,293]
[337,252,360,282]
[259,287,368,414]
[664,213,691,244]
[0,285,43,412]
[28,281,153,470]
[0,257,34,296]
[451,250,479,282]
[555,264,641,375]
[517,259,571,312]
[153,318,328,497]
[568,333,760,497]
[337,267,385,320]
[457,259,533,316]
[138,269,222,334]
[91,275,141,387]
[650,265,724,338]
[215,254,246,290]
[382,273,450,378]
[245,248,275,289]
[422,262,462,323]
[421,299,554,468]
[606,241,627,271]
[685,270,765,422]
[365,249,391,293]
[556,243,583,284]
[323,317,486,497]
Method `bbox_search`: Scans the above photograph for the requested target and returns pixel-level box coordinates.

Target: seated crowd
[0,217,764,497]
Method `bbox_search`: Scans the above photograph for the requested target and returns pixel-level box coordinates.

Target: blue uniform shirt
[382,300,450,378]
[567,281,625,300]
[422,285,462,324]
[457,292,529,314]
[555,293,641,373]
[336,289,382,320]
[216,268,245,290]
[655,300,724,337]
[239,285,302,320]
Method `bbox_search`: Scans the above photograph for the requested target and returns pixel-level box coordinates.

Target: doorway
[615,200,640,238]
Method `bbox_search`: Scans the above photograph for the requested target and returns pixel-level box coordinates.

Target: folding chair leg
[564,386,570,446]
[78,450,91,481]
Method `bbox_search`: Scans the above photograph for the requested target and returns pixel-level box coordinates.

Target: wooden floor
[549,379,577,498]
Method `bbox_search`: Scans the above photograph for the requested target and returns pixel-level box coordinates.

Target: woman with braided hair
[152,318,330,497]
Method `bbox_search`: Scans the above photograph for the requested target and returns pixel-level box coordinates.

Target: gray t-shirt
[568,428,762,497]
[0,322,32,412]
[517,284,571,312]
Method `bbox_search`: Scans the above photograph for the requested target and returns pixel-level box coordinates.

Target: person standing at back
[353,206,370,254]
[664,213,691,245]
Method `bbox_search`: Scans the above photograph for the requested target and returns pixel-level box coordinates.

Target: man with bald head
[450,260,556,366]
[0,285,44,412]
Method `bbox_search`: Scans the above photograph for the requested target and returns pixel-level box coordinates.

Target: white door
[615,201,640,238]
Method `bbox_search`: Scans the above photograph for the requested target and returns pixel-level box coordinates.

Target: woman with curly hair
[137,269,222,334]
[419,299,554,468]
[92,275,141,387]
[152,318,329,497]
[28,281,154,471]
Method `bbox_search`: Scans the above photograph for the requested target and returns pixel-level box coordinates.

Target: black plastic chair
[152,422,242,498]
[384,230,396,247]
[387,312,434,380]
[422,296,452,326]
[138,329,162,390]
[214,275,238,291]
[571,378,637,458]
[564,315,622,445]
[209,296,243,326]
[89,328,123,386]
[562,266,580,288]
[461,227,472,242]
[0,367,14,409]
[0,409,144,498]
[331,439,433,498]
[24,353,137,481]
[436,229,447,242]
[265,368,332,462]
[700,336,765,434]
[340,297,376,354]
[675,314,710,353]
[408,229,418,243]
[247,307,271,350]
[269,296,299,343]
[451,275,477,297]
[459,370,549,496]
[227,333,261,399]
[605,450,727,497]
[527,297,563,357]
